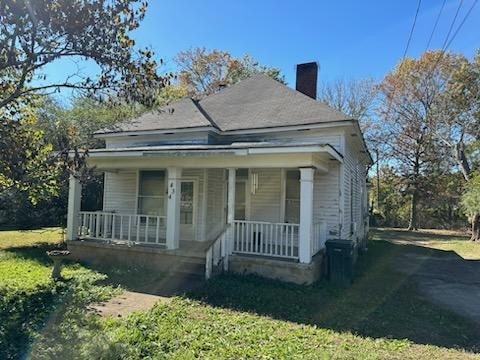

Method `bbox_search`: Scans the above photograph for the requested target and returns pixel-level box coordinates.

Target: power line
[441,0,463,50]
[444,0,478,50]
[403,0,423,59]
[425,0,447,50]
[429,0,478,76]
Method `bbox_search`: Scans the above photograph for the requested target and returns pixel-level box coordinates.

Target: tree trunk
[407,191,418,231]
[453,141,479,240]
[472,212,480,241]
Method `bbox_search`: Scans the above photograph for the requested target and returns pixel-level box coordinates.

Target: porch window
[235,181,247,220]
[137,170,166,216]
[285,170,300,223]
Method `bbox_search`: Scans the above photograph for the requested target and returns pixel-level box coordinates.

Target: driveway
[390,238,480,324]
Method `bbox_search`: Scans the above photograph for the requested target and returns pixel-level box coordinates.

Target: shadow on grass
[3,242,64,265]
[373,228,469,242]
[185,234,480,353]
[4,242,205,297]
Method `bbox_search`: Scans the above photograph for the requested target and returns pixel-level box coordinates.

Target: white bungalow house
[66,63,372,284]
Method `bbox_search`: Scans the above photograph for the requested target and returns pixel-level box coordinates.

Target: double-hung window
[285,170,300,224]
[137,170,166,216]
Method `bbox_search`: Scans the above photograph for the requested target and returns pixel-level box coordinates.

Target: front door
[180,180,196,241]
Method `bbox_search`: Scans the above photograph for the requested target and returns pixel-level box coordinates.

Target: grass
[1,227,480,359]
[373,227,480,260]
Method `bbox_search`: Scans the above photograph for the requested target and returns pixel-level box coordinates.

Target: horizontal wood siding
[341,135,368,242]
[105,132,210,148]
[103,171,137,214]
[206,169,225,241]
[249,169,282,222]
[313,164,340,238]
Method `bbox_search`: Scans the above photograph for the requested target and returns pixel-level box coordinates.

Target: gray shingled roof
[96,74,352,134]
[99,98,213,134]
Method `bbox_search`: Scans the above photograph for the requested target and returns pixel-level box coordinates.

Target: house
[66,62,372,284]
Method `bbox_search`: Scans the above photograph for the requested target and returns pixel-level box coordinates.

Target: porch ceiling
[87,143,342,171]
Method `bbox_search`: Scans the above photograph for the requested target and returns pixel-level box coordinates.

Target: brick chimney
[295,62,318,99]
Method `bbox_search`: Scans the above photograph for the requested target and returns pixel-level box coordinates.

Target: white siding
[313,164,341,238]
[249,169,283,222]
[341,133,369,243]
[222,128,343,152]
[105,132,210,149]
[103,170,137,214]
[205,169,225,240]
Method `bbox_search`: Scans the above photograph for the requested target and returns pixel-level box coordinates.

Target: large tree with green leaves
[378,51,458,231]
[437,50,480,240]
[0,0,165,111]
[0,0,164,206]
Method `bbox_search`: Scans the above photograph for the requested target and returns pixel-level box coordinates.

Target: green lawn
[1,227,479,359]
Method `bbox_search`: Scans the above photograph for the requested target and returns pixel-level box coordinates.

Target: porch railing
[312,221,328,255]
[205,225,231,280]
[233,220,299,260]
[78,211,167,245]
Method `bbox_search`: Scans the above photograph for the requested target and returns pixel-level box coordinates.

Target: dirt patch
[89,291,166,318]
[89,273,205,317]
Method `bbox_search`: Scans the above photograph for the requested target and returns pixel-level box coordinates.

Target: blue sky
[44,0,480,101]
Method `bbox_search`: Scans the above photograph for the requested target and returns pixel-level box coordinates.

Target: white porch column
[226,168,236,256]
[66,175,82,241]
[299,167,315,263]
[166,167,182,250]
[227,168,236,225]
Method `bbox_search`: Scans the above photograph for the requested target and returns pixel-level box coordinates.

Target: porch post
[227,168,236,225]
[166,167,182,250]
[299,167,314,263]
[66,175,82,241]
[226,168,236,256]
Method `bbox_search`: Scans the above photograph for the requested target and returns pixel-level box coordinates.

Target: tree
[462,171,480,240]
[319,78,377,128]
[437,50,480,240]
[0,104,59,205]
[174,48,285,99]
[0,0,165,112]
[378,51,454,231]
[0,0,165,207]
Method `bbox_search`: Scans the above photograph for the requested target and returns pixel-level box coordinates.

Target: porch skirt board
[66,240,205,276]
[229,251,326,285]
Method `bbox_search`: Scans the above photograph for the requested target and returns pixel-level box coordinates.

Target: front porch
[76,211,312,261]
[66,147,340,283]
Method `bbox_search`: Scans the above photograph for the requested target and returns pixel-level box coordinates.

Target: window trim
[136,169,167,216]
[283,169,300,224]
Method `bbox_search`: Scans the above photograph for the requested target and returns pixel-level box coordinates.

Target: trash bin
[326,239,355,284]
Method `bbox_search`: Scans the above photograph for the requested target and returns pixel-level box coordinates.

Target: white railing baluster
[136,216,140,243]
[229,220,299,260]
[111,214,116,240]
[78,211,166,246]
[128,215,132,242]
[145,216,149,243]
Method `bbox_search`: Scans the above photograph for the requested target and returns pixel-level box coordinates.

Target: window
[180,181,194,224]
[235,181,247,220]
[285,170,300,223]
[137,170,166,216]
